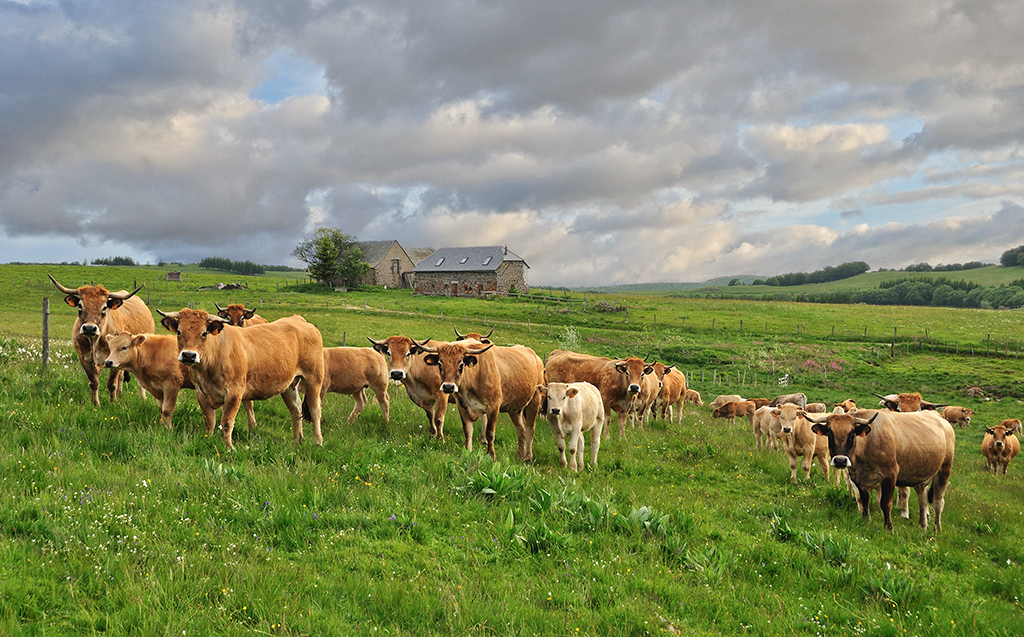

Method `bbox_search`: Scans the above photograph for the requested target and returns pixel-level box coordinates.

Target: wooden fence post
[42,297,49,372]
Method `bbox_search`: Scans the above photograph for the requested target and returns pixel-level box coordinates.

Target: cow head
[368,335,432,382]
[652,362,675,389]
[770,403,806,434]
[216,302,258,327]
[420,342,493,394]
[537,382,578,418]
[49,274,144,340]
[807,411,879,469]
[453,325,493,344]
[157,308,228,366]
[103,332,147,369]
[988,419,1022,448]
[614,357,654,395]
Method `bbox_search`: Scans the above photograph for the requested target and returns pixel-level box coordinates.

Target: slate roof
[354,241,398,267]
[412,246,528,273]
[405,246,436,266]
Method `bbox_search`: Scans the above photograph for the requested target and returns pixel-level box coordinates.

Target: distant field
[1,263,1023,635]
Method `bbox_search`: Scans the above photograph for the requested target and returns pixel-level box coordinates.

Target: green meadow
[1,264,1023,635]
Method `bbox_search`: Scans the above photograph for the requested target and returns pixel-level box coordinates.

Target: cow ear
[566,387,578,399]
[423,354,440,367]
[463,355,478,368]
[105,334,114,343]
[643,365,654,375]
[615,363,627,374]
[160,316,179,332]
[534,384,547,397]
[811,424,829,436]
[216,309,230,319]
[207,320,225,335]
[854,424,872,437]
[131,334,147,347]
[106,298,124,310]
[64,295,80,307]
[243,310,256,319]
[986,428,996,436]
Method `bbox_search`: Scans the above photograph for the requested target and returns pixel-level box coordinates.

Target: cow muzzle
[831,456,850,469]
[80,324,99,337]
[390,369,406,381]
[995,441,1004,448]
[781,427,792,434]
[549,408,561,416]
[441,382,458,394]
[179,350,200,366]
[628,384,640,394]
[103,360,116,368]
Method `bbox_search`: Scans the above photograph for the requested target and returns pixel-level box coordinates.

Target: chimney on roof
[503,245,508,255]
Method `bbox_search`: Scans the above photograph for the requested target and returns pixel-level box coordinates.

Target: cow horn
[465,344,494,356]
[215,302,225,312]
[420,344,439,353]
[48,274,79,295]
[853,413,879,425]
[483,327,494,339]
[453,325,466,339]
[108,284,144,301]
[643,353,652,362]
[873,392,899,410]
[367,337,386,346]
[415,337,433,347]
[803,412,828,423]
[156,309,180,319]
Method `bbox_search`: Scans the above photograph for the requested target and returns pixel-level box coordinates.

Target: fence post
[342,331,347,346]
[42,297,50,372]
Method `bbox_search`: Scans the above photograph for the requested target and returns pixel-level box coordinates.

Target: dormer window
[435,257,445,266]
[482,257,492,266]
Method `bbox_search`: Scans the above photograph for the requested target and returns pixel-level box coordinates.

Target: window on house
[435,257,445,266]
[482,256,492,266]
[460,257,468,264]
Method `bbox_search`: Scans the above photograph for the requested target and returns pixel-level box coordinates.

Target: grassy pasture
[0,264,1023,635]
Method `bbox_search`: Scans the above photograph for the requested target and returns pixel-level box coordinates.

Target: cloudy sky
[3,0,1024,286]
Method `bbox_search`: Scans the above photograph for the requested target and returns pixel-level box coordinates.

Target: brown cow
[836,399,857,413]
[652,364,687,423]
[545,351,655,438]
[536,381,604,471]
[982,419,1021,475]
[748,398,771,410]
[103,332,198,429]
[453,326,494,343]
[774,403,833,484]
[808,409,955,532]
[875,392,944,412]
[712,400,757,424]
[49,274,153,406]
[421,341,545,460]
[805,402,826,413]
[321,347,390,423]
[215,302,269,327]
[708,394,744,410]
[158,309,324,452]
[369,335,448,438]
[683,389,703,406]
[942,406,974,429]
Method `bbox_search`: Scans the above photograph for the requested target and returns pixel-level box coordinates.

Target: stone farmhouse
[412,246,529,297]
[349,240,433,289]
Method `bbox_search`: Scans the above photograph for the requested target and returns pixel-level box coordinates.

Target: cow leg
[197,391,218,435]
[508,411,531,462]
[371,380,390,423]
[220,394,243,451]
[106,368,123,402]
[856,486,871,520]
[484,408,499,459]
[280,384,305,445]
[570,427,584,472]
[241,400,257,433]
[879,478,896,531]
[158,387,177,429]
[85,364,102,406]
[930,461,952,533]
[431,396,447,440]
[897,487,911,520]
[914,484,929,530]
[348,387,369,423]
[457,404,475,453]
[548,420,568,468]
[601,405,613,440]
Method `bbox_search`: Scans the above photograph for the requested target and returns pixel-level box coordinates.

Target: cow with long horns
[369,335,449,438]
[49,274,153,406]
[215,302,269,327]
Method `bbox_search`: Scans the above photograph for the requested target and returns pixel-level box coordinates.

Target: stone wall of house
[414,271,498,297]
[496,261,529,295]
[360,243,416,288]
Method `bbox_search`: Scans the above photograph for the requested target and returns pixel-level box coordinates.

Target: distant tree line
[199,257,266,276]
[899,261,987,272]
[722,278,1024,309]
[92,256,137,266]
[1001,244,1024,267]
[752,261,870,286]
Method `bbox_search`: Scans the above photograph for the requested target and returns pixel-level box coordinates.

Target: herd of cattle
[49,275,1021,533]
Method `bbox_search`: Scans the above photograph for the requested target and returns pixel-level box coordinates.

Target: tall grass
[0,264,1023,634]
